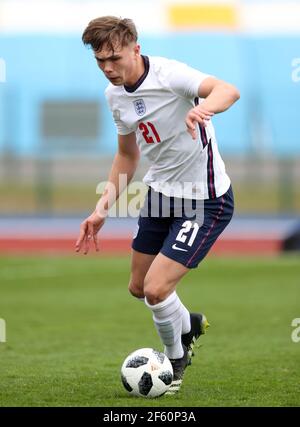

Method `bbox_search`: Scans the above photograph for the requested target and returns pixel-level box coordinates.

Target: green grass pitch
[0,255,299,407]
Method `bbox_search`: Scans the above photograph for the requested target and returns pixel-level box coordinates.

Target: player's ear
[133,44,141,56]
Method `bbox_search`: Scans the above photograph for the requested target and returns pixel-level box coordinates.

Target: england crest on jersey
[133,99,146,116]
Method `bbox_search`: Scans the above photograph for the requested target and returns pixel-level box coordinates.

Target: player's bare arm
[185,76,240,140]
[75,132,139,254]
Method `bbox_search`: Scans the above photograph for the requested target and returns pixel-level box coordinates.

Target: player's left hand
[185,106,214,140]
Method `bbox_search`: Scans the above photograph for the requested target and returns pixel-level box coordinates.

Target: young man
[76,16,239,394]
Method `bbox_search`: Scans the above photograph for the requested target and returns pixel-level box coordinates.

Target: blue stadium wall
[0,33,299,156]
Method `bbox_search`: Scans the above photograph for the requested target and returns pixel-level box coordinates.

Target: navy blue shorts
[132,185,234,269]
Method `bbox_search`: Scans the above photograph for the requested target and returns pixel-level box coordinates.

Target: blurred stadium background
[0,0,300,254]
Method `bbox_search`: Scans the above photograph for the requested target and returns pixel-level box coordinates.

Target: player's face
[94,43,142,86]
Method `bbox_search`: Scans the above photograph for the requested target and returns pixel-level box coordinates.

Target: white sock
[139,293,189,334]
[145,292,184,359]
[178,295,191,335]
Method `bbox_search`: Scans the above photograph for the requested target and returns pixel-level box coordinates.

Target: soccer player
[76,16,239,394]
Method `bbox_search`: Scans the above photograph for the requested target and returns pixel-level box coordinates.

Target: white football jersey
[105,55,231,200]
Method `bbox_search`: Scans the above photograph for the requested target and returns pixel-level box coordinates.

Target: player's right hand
[75,211,105,255]
[185,106,214,140]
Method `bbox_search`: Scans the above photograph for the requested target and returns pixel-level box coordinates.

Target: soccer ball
[121,348,173,398]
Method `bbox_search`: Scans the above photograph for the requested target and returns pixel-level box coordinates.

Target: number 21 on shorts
[176,221,199,247]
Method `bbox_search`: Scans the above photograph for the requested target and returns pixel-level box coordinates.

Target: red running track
[0,237,282,255]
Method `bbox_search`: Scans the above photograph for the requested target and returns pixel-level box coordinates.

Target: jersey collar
[124,55,149,93]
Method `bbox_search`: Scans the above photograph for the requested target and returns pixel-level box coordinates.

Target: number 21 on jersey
[139,121,161,144]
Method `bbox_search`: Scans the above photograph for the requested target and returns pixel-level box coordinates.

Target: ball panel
[121,374,133,392]
[138,372,153,396]
[152,349,165,364]
[126,356,149,368]
[158,370,173,386]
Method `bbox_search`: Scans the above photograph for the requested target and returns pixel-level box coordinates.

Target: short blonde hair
[82,16,138,52]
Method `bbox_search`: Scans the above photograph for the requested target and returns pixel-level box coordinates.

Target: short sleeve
[167,60,211,99]
[105,86,134,135]
[111,109,134,135]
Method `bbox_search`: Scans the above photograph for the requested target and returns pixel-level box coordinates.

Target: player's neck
[124,55,145,87]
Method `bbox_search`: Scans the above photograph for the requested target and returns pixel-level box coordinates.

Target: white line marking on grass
[0,319,6,342]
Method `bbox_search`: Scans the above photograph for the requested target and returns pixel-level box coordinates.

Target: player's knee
[128,280,144,299]
[143,282,166,305]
